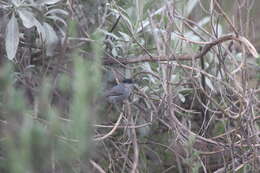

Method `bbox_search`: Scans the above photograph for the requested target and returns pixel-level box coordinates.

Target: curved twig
[103,34,258,65]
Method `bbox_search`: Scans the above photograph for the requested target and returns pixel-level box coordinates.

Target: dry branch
[103,34,258,65]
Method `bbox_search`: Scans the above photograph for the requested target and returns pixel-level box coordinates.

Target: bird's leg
[114,104,122,113]
[105,104,113,115]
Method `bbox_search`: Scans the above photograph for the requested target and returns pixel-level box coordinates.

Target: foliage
[1,0,68,60]
[0,0,259,172]
[0,12,103,172]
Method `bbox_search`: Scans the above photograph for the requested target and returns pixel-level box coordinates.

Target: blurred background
[0,0,259,172]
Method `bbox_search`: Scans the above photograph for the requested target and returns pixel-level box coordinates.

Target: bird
[105,79,135,104]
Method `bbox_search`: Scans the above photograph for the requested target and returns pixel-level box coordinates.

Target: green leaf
[40,0,61,5]
[99,29,120,40]
[34,19,46,41]
[18,9,46,40]
[136,0,144,21]
[43,22,58,56]
[5,13,19,60]
[205,77,215,91]
[118,31,131,41]
[11,0,21,7]
[18,9,38,28]
[186,0,199,16]
[45,9,69,16]
[178,93,186,103]
[47,15,67,26]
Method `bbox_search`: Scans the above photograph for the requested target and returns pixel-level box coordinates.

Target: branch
[103,34,258,65]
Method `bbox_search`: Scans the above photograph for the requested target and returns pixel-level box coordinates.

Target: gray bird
[105,79,135,104]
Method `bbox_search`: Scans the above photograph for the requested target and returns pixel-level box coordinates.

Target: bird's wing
[105,84,125,97]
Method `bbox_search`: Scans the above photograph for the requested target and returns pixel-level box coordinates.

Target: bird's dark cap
[122,79,134,84]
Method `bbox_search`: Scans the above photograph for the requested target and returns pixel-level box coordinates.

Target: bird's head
[122,79,134,84]
[122,78,135,88]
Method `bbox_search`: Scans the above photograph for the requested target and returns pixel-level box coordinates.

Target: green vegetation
[0,0,259,172]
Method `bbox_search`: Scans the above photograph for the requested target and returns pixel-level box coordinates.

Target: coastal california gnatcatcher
[105,79,135,104]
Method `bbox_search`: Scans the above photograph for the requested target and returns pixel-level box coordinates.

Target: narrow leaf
[34,19,46,41]
[40,0,61,5]
[205,77,215,91]
[5,13,19,60]
[47,15,67,26]
[186,0,199,16]
[43,22,58,56]
[18,9,38,28]
[45,9,69,16]
[11,0,21,6]
[178,93,186,103]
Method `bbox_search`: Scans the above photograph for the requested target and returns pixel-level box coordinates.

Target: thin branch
[103,34,258,65]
